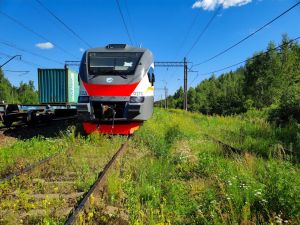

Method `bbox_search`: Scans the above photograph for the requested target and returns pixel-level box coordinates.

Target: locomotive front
[77,44,155,134]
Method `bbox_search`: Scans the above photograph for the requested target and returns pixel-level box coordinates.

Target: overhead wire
[124,0,138,46]
[0,10,78,59]
[115,0,134,46]
[0,40,64,65]
[35,0,92,48]
[3,70,30,73]
[185,6,221,57]
[0,50,42,68]
[190,36,300,85]
[192,1,300,67]
[3,70,30,76]
[177,10,201,57]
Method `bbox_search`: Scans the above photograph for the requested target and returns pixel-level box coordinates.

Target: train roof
[86,44,148,53]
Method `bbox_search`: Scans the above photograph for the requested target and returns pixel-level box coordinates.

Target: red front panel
[83,122,141,135]
[82,81,139,97]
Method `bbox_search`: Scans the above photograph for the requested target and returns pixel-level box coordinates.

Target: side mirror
[151,73,155,86]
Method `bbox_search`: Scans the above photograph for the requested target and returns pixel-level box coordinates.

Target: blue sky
[0,0,299,100]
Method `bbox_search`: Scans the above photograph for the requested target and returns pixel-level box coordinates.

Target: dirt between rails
[0,131,15,147]
[0,134,125,224]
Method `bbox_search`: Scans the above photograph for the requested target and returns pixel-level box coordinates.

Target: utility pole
[156,87,168,109]
[0,55,21,68]
[164,86,168,109]
[183,57,188,111]
[155,60,190,111]
[162,80,168,109]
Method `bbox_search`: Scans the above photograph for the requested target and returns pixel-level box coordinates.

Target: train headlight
[130,96,144,103]
[78,96,90,103]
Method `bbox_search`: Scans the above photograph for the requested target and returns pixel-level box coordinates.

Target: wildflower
[275,215,283,224]
[88,212,94,220]
[89,194,95,206]
[254,191,262,196]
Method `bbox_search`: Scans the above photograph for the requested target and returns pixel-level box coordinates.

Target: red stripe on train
[82,81,139,96]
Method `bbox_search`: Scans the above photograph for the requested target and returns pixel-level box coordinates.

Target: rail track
[217,128,293,155]
[65,138,129,224]
[204,134,242,155]
[0,123,25,130]
[0,151,62,184]
[205,131,293,158]
[0,116,77,131]
[0,136,130,224]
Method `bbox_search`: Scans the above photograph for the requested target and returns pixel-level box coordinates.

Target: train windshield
[88,52,143,76]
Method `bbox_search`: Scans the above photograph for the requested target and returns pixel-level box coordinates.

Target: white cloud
[192,0,252,10]
[35,42,54,49]
[79,48,85,52]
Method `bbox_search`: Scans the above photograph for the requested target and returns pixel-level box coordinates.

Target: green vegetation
[0,109,299,224]
[0,68,38,104]
[0,127,126,224]
[0,137,62,178]
[1,33,299,223]
[88,108,300,224]
[160,35,300,123]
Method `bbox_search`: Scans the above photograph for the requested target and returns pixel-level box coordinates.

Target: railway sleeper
[21,207,73,219]
[1,192,85,215]
[0,207,73,223]
[28,192,85,200]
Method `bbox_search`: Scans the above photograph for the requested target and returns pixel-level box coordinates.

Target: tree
[0,69,38,104]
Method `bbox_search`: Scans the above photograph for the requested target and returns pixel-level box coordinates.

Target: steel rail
[205,134,242,155]
[0,116,77,130]
[0,117,78,182]
[65,136,131,225]
[0,151,62,183]
[218,128,293,155]
[206,132,294,157]
[0,123,26,130]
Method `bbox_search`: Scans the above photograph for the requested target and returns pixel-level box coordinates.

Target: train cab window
[147,68,153,82]
[88,52,143,76]
[147,67,155,86]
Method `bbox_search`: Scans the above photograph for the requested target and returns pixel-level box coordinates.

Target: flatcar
[77,44,155,134]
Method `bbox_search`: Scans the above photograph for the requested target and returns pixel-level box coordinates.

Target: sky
[0,0,300,100]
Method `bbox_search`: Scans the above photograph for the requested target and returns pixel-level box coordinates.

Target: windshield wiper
[119,74,128,79]
[88,74,102,80]
[88,73,128,80]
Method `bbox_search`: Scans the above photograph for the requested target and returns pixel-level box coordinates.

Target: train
[77,44,155,134]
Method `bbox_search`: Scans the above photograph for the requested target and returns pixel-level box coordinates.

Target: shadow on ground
[2,119,83,140]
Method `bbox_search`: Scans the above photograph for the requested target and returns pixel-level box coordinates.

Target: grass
[84,108,300,224]
[0,126,83,178]
[0,137,65,178]
[192,111,300,160]
[0,126,126,224]
[1,108,299,224]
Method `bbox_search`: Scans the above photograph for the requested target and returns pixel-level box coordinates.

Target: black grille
[92,102,126,120]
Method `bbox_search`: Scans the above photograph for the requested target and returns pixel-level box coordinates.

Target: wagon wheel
[3,120,12,127]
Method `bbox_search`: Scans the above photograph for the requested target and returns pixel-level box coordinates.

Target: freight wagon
[0,67,79,127]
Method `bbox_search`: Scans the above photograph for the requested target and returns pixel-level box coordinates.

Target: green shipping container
[38,68,79,104]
